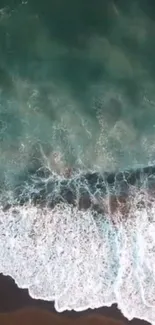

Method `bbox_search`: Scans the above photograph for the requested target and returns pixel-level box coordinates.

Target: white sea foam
[0,186,155,324]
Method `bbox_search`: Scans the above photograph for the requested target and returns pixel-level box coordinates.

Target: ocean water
[1,0,155,324]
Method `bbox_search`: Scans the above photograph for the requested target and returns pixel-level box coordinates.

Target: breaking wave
[0,166,155,325]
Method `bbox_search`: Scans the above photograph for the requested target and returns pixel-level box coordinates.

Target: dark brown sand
[0,309,128,325]
[0,273,151,325]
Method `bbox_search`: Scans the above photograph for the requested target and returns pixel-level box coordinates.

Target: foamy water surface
[0,172,155,325]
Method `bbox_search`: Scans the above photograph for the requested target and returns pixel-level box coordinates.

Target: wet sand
[0,308,129,325]
[0,273,151,325]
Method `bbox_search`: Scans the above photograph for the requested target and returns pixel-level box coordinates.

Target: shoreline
[0,273,151,325]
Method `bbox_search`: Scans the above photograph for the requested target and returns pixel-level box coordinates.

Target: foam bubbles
[0,201,118,310]
[1,175,155,324]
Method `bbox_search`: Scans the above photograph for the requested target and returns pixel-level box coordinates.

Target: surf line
[2,164,154,227]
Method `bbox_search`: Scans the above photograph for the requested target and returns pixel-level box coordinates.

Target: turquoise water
[1,0,155,190]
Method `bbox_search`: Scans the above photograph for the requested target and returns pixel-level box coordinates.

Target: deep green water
[1,0,155,190]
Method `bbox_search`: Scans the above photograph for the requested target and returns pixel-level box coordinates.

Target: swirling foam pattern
[0,167,155,325]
